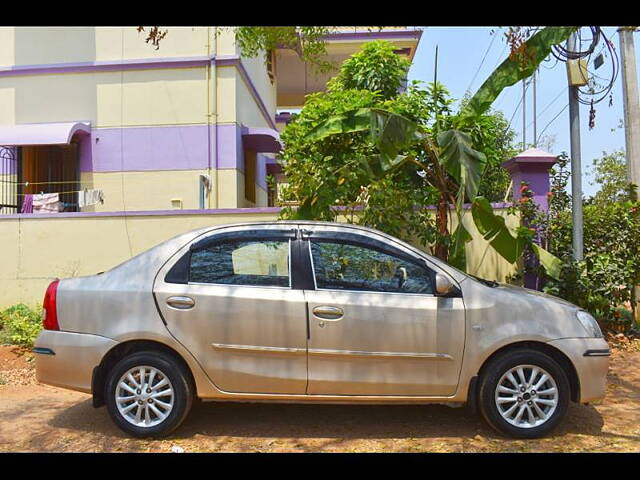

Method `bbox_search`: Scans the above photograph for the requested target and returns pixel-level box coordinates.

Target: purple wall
[79,123,271,173]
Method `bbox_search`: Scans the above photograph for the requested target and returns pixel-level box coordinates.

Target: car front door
[154,226,309,395]
[302,228,466,396]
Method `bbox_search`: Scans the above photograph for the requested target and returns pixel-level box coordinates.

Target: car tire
[478,349,570,439]
[105,351,194,438]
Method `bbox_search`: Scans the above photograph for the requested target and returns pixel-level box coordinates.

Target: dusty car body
[34,221,609,438]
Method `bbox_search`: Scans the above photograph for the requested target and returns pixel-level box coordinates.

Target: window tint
[190,239,290,287]
[310,241,433,294]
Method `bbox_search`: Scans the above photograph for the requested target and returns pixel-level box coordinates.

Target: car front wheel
[105,351,194,438]
[478,349,570,438]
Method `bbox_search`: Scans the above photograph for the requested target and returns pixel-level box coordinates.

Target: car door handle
[166,296,195,310]
[312,305,344,320]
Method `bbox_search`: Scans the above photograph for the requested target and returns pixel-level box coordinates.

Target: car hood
[494,283,580,310]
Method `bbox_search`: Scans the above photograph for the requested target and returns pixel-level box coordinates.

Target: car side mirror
[435,273,455,296]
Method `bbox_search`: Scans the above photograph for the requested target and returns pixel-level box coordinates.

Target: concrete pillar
[502,147,558,212]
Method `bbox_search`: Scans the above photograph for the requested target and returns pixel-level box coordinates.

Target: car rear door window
[190,239,290,288]
[310,240,433,294]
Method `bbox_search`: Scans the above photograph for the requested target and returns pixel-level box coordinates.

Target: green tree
[330,40,411,99]
[466,102,517,202]
[281,28,577,276]
[589,150,628,205]
[278,42,441,247]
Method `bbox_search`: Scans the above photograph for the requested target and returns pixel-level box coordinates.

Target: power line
[525,85,567,131]
[466,30,499,94]
[535,103,569,145]
[492,37,508,71]
[506,78,531,132]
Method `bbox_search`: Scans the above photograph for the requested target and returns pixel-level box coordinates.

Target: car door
[154,225,309,394]
[302,227,466,396]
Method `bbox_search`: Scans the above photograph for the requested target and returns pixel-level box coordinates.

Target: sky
[407,27,640,197]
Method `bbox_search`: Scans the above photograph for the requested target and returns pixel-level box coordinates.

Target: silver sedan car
[34,221,609,438]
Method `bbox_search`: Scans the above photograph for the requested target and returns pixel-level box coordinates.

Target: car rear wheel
[478,349,570,438]
[105,351,193,438]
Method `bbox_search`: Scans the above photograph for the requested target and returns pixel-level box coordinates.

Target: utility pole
[434,44,439,85]
[522,80,527,149]
[567,33,584,261]
[533,69,538,146]
[619,28,640,191]
[618,27,640,322]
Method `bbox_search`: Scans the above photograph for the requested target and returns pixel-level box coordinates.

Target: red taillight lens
[43,279,60,331]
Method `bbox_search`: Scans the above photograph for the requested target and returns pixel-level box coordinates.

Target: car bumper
[34,330,117,394]
[547,337,610,403]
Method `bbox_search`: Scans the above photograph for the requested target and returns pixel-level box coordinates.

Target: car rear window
[189,239,290,288]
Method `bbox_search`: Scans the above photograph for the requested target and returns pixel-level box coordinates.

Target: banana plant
[295,27,579,279]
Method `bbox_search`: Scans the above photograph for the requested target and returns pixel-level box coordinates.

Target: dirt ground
[1,339,639,453]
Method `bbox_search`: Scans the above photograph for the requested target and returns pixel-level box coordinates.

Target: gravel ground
[1,340,639,452]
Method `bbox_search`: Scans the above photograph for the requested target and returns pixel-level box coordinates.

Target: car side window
[310,240,434,294]
[189,239,290,288]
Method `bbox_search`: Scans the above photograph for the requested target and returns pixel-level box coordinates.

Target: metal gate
[0,146,19,214]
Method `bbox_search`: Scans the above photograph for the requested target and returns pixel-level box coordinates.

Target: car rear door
[154,225,309,395]
[301,227,466,396]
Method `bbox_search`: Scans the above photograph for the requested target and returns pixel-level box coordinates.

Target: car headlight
[576,311,603,338]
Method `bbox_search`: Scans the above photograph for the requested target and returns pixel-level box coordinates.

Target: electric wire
[551,27,618,107]
[505,78,531,132]
[525,85,567,132]
[466,29,499,94]
[536,103,569,145]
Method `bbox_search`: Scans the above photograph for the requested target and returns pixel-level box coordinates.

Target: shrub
[0,304,43,347]
[517,152,640,333]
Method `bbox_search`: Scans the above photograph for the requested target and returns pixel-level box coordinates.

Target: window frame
[304,233,437,297]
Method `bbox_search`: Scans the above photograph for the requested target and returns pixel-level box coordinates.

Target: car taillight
[43,279,60,331]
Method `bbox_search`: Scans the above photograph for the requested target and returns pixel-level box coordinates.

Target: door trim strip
[308,348,453,360]
[211,343,306,355]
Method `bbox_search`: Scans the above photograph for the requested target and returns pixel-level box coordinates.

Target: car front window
[310,240,433,294]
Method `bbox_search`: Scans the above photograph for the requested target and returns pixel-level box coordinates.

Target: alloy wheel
[494,364,558,428]
[115,365,175,428]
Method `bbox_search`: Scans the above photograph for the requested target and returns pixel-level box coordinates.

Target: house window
[266,49,276,84]
[19,144,80,212]
[0,146,18,214]
[244,150,257,204]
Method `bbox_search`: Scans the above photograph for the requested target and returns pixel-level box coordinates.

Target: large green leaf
[471,196,563,279]
[458,27,578,126]
[531,243,563,281]
[357,154,411,178]
[305,108,420,161]
[471,196,525,264]
[437,129,487,200]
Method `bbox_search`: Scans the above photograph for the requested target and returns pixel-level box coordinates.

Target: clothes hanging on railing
[32,193,62,214]
[21,194,33,214]
[17,188,105,214]
[78,189,104,208]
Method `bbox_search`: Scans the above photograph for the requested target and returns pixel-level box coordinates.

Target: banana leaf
[531,243,563,281]
[471,196,562,280]
[458,27,578,127]
[305,108,421,162]
[437,129,487,200]
[471,196,525,264]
